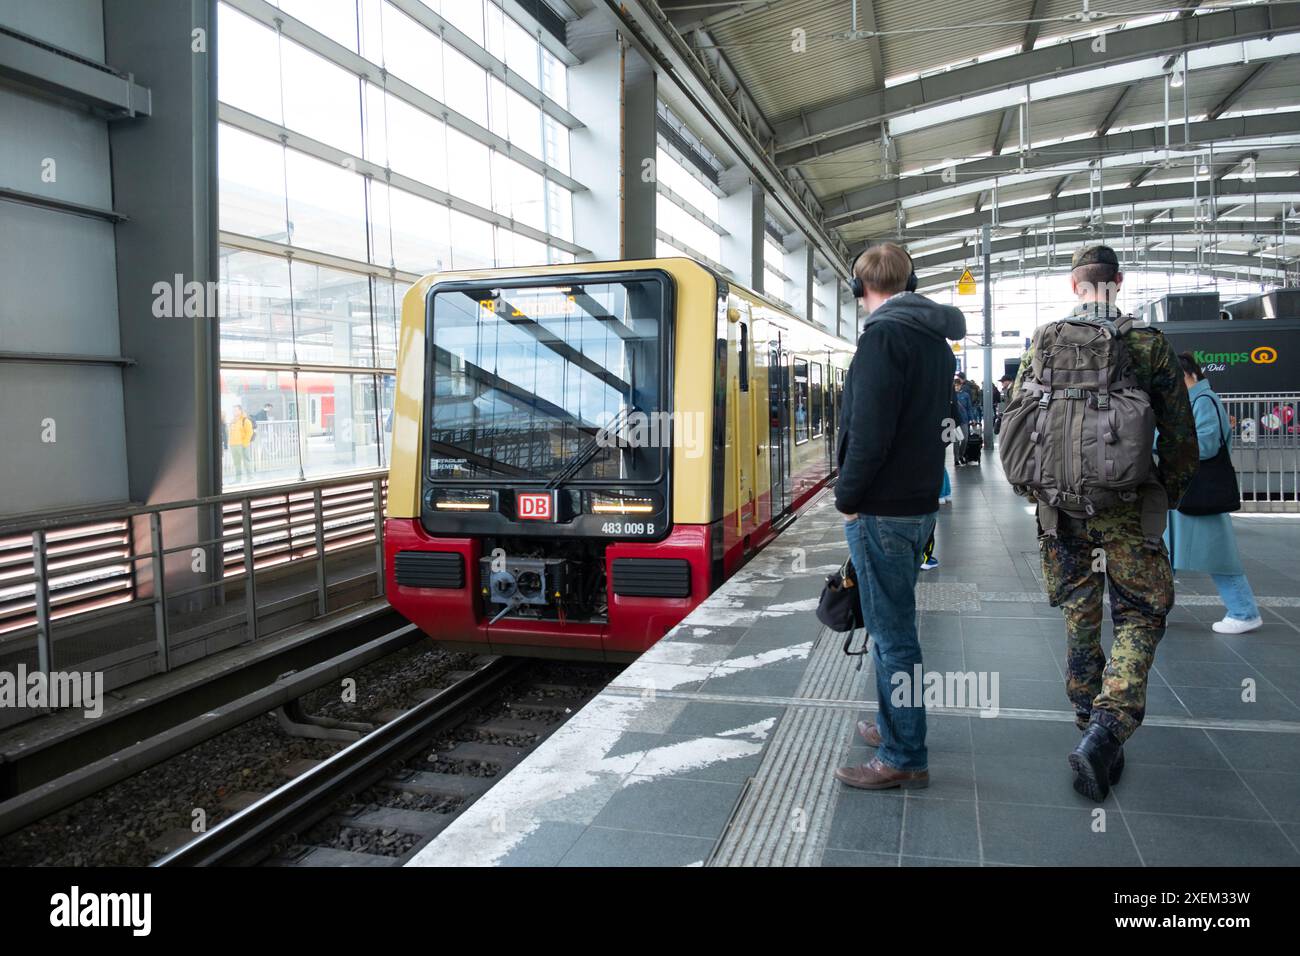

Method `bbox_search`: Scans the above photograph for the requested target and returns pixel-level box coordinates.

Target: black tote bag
[817,558,869,667]
[1177,395,1241,516]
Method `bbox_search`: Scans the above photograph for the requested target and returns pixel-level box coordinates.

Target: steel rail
[152,656,525,867]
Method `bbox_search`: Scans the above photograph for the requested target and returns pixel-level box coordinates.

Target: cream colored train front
[384,257,852,660]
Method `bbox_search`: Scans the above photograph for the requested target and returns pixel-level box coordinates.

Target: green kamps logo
[1193,346,1278,367]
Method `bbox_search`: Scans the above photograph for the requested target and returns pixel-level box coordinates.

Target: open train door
[768,334,791,519]
[727,296,757,547]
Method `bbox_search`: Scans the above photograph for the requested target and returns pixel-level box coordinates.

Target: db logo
[517,492,553,521]
[1251,346,1278,364]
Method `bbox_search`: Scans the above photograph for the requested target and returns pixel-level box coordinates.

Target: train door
[731,298,756,542]
[768,337,791,518]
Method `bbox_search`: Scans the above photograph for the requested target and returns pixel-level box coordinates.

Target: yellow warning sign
[957,269,977,295]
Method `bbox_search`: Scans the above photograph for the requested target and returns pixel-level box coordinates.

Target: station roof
[657,0,1300,290]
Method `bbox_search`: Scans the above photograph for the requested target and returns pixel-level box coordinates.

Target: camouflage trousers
[1040,505,1174,743]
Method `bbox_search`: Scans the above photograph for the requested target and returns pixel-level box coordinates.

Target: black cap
[1071,244,1120,270]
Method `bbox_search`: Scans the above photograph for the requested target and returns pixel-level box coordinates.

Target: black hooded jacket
[835,293,966,516]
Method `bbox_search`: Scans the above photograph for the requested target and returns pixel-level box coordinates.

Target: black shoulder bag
[1177,394,1241,516]
[816,558,869,669]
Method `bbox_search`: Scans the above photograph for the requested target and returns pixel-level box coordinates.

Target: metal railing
[0,471,389,696]
[1219,392,1300,512]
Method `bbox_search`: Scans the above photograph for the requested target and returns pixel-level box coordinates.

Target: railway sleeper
[382,770,494,801]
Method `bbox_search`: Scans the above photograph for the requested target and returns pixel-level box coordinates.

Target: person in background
[1166,353,1263,635]
[835,242,966,790]
[995,375,1013,435]
[953,379,974,465]
[252,402,273,425]
[228,404,255,481]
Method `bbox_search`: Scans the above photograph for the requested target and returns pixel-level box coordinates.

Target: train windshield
[427,275,667,483]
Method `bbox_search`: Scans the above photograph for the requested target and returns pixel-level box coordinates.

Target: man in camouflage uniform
[1010,245,1199,801]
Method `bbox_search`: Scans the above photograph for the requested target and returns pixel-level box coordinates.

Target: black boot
[1069,722,1123,802]
[1109,745,1125,785]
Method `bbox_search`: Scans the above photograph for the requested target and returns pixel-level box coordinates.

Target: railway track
[153,657,618,867]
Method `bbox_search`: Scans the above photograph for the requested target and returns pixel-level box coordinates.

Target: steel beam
[0,24,151,117]
[1208,61,1278,121]
[911,223,1295,271]
[899,176,1300,238]
[917,249,1288,292]
[822,112,1300,227]
[773,3,1300,167]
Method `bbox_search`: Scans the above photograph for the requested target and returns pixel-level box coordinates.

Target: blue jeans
[844,513,936,771]
[1210,573,1260,621]
[941,468,951,498]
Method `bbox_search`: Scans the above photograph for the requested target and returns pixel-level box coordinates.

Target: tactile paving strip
[708,623,866,867]
[915,582,982,612]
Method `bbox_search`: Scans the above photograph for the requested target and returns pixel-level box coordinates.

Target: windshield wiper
[547,405,637,490]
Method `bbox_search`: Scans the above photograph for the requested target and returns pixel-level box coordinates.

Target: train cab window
[793,357,810,444]
[426,275,667,484]
[811,362,824,438]
[738,322,749,392]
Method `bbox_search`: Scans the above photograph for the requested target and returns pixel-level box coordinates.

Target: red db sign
[517,492,553,521]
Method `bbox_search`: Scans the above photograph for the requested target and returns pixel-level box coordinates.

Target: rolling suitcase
[965,425,983,465]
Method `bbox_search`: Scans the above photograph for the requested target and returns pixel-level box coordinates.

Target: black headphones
[850,247,917,298]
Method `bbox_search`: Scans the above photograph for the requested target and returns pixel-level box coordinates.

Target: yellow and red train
[384,258,852,659]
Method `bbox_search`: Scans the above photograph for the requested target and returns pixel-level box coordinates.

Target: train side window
[811,362,824,438]
[739,322,749,392]
[793,357,810,444]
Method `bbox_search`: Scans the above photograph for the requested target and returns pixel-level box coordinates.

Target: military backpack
[999,315,1156,520]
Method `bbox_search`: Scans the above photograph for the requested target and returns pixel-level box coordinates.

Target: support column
[569,9,656,262]
[105,0,218,610]
[719,178,763,290]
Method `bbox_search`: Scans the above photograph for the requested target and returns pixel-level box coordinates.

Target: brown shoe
[835,757,929,790]
[856,720,882,747]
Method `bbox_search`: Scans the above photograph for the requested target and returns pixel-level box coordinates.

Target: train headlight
[586,492,658,515]
[432,489,497,512]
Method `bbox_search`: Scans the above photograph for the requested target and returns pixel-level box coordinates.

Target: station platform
[407,460,1300,867]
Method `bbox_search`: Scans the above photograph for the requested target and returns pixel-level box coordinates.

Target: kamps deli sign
[1160,323,1297,393]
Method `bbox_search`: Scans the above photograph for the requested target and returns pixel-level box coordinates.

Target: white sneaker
[920,557,940,571]
[939,496,951,505]
[1212,616,1263,635]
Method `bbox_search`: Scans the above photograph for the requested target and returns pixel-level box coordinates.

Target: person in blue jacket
[1165,353,1263,635]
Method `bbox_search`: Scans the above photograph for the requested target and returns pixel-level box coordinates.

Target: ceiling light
[1170,71,1184,89]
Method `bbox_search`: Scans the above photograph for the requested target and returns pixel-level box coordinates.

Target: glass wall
[216,0,574,488]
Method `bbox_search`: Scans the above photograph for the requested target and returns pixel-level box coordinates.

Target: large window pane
[506,85,542,158]
[291,261,376,367]
[384,92,447,190]
[439,0,484,45]
[547,181,572,243]
[363,81,388,167]
[543,114,569,175]
[220,248,294,364]
[447,127,491,208]
[503,14,538,87]
[541,47,567,109]
[220,368,300,488]
[285,149,369,261]
[443,44,487,127]
[387,186,451,274]
[382,2,443,102]
[219,124,288,242]
[497,228,546,268]
[299,372,381,478]
[280,38,362,155]
[218,5,281,124]
[373,278,399,369]
[450,211,495,270]
[277,0,359,51]
[491,152,544,230]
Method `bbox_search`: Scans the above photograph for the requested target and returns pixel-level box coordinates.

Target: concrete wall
[0,0,132,517]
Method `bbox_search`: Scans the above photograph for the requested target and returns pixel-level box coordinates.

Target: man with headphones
[834,242,966,791]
